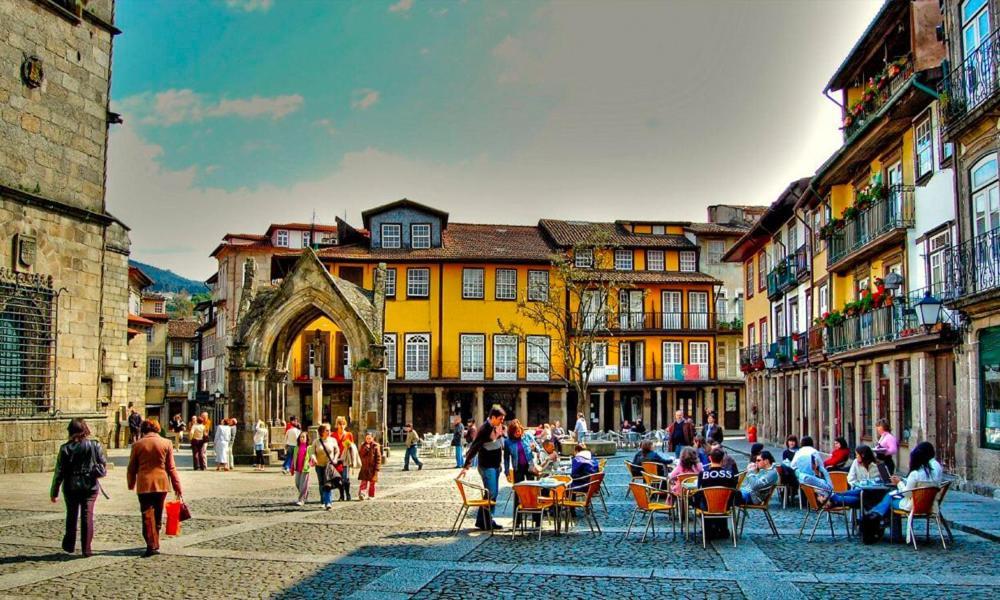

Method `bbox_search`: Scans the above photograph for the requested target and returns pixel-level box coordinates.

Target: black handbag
[318,439,342,491]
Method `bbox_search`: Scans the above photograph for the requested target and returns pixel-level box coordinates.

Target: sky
[106,0,883,280]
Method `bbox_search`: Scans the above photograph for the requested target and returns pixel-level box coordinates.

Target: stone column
[612,389,621,431]
[655,387,663,429]
[519,387,529,424]
[705,388,715,418]
[888,358,900,440]
[642,388,652,428]
[791,372,801,438]
[434,386,445,434]
[311,375,323,427]
[559,388,568,428]
[476,387,485,424]
[404,392,414,425]
[597,389,606,433]
[807,368,818,445]
[853,366,863,447]
[913,352,934,447]
[826,369,836,444]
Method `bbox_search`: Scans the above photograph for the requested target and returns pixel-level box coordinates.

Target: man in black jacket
[459,406,506,530]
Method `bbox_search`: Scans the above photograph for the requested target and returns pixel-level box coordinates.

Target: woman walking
[126,419,183,557]
[503,419,539,528]
[289,431,313,506]
[189,416,207,471]
[253,419,268,471]
[357,432,381,500]
[50,418,107,557]
[214,418,233,471]
[313,424,341,510]
[331,417,355,501]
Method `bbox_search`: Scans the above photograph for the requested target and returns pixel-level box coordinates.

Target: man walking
[573,412,588,442]
[403,423,423,471]
[450,415,465,469]
[282,416,301,475]
[127,404,142,445]
[459,407,507,530]
[666,410,694,458]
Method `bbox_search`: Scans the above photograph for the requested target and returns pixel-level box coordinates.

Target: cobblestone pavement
[0,447,998,599]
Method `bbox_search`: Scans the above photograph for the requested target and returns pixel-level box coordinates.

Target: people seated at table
[692,435,710,467]
[570,443,599,491]
[669,447,703,496]
[827,445,879,508]
[748,443,764,466]
[825,437,851,472]
[868,441,943,522]
[630,439,673,475]
[740,450,779,505]
[790,436,832,498]
[873,419,899,475]
[634,419,646,434]
[696,448,737,539]
[537,441,560,474]
[708,441,738,474]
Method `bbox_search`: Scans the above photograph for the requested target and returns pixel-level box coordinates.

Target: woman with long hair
[331,416,355,501]
[504,418,539,527]
[312,424,341,510]
[668,446,703,496]
[825,437,851,471]
[869,441,943,520]
[289,431,313,506]
[50,419,106,557]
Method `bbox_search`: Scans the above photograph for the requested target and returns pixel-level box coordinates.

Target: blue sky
[107,0,882,278]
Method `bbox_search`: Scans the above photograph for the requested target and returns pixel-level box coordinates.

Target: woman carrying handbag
[313,424,341,510]
[51,418,107,557]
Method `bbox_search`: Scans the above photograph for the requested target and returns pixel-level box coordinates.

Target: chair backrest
[754,485,777,507]
[624,460,640,477]
[936,479,952,507]
[800,484,822,510]
[598,458,608,471]
[677,472,699,488]
[514,484,543,510]
[910,486,941,515]
[630,482,651,510]
[454,478,484,505]
[736,470,747,489]
[552,474,571,483]
[584,472,604,502]
[829,470,849,493]
[642,472,667,487]
[642,461,664,477]
[700,486,735,514]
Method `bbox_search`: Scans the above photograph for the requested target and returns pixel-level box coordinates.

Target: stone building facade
[0,0,126,472]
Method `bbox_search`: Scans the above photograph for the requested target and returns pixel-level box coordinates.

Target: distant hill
[130,260,209,295]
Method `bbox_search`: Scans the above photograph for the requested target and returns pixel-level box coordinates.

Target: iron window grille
[0,271,56,417]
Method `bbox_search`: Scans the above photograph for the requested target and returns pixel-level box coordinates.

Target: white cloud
[351,88,380,110]
[204,165,221,174]
[225,0,273,12]
[388,0,413,14]
[115,89,303,126]
[315,118,336,136]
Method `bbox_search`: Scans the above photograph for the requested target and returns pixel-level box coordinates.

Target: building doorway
[723,389,739,431]
[935,352,958,471]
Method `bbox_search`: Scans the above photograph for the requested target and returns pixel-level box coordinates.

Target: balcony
[943,227,1000,307]
[570,311,721,334]
[793,244,810,281]
[842,57,914,141]
[662,364,709,382]
[739,343,766,373]
[766,256,799,300]
[941,28,1000,132]
[823,288,958,356]
[715,311,744,333]
[827,185,915,270]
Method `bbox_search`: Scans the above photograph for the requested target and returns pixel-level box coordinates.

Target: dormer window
[154,301,164,314]
[652,225,666,235]
[276,229,289,247]
[614,249,633,271]
[411,224,431,249]
[575,248,594,268]
[302,231,311,248]
[382,224,402,249]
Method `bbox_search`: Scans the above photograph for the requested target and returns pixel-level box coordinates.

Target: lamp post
[764,352,777,370]
[883,271,904,293]
[914,290,942,332]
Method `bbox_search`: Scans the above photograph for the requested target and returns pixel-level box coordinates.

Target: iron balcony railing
[828,185,915,266]
[715,311,744,332]
[767,255,799,301]
[843,57,914,140]
[941,28,1000,126]
[793,244,811,280]
[824,287,959,355]
[943,227,1000,301]
[739,343,767,372]
[570,311,719,333]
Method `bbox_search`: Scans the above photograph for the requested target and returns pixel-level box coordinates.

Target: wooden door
[934,353,957,471]
[338,266,364,286]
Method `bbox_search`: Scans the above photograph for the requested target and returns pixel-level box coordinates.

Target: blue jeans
[455,444,464,468]
[316,468,334,506]
[873,493,902,518]
[404,446,422,469]
[830,488,863,508]
[476,466,500,528]
[283,445,295,471]
[674,444,688,459]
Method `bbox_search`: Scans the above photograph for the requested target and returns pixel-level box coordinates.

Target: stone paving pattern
[0,446,998,599]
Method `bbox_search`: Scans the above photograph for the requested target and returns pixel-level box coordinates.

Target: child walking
[358,432,382,500]
[289,431,313,506]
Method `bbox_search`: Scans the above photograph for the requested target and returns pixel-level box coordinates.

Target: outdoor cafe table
[514,478,569,536]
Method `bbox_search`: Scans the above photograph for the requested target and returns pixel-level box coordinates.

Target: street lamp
[883,271,904,293]
[763,352,777,370]
[914,290,943,331]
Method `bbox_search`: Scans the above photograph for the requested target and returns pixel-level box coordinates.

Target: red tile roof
[167,319,200,339]
[685,222,751,235]
[538,219,695,249]
[128,313,156,326]
[265,223,338,236]
[569,269,721,286]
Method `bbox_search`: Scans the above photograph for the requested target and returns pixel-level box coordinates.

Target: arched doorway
[228,250,388,459]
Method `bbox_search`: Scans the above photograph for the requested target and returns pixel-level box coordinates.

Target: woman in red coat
[824,437,851,472]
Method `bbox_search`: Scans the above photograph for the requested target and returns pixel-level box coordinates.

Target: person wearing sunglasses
[739,450,778,505]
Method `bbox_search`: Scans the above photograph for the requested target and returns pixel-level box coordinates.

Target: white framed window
[146,327,153,343]
[646,250,664,271]
[689,291,708,329]
[574,248,593,268]
[381,224,402,249]
[526,335,550,381]
[302,231,311,248]
[495,268,517,300]
[581,289,607,330]
[407,268,430,298]
[689,341,709,379]
[404,333,430,379]
[527,270,549,301]
[154,301,165,314]
[493,335,518,381]
[276,229,289,247]
[411,223,431,249]
[708,240,726,262]
[928,231,950,296]
[680,251,696,272]
[614,249,633,271]
[172,343,183,359]
[662,341,682,380]
[818,283,829,317]
[383,334,397,379]
[148,357,163,379]
[662,290,682,329]
[582,342,608,382]
[915,115,933,180]
[384,268,396,298]
[460,334,485,380]
[972,154,1000,236]
[462,268,484,299]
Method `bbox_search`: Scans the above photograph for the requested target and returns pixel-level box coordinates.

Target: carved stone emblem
[20,55,43,89]
[14,234,36,271]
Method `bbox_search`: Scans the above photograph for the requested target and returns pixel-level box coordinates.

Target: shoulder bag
[318,440,342,491]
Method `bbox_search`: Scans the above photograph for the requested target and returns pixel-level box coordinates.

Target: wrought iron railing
[828,185,915,265]
[941,28,1000,126]
[793,244,810,280]
[739,343,767,372]
[943,227,1000,301]
[844,57,914,140]
[0,270,56,417]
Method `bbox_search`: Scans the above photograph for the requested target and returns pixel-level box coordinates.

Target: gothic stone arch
[229,249,387,457]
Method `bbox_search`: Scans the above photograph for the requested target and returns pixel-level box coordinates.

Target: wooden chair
[691,486,737,548]
[626,482,677,542]
[799,484,851,542]
[891,485,947,550]
[511,483,554,540]
[561,472,604,534]
[673,472,700,537]
[737,485,780,538]
[451,478,496,535]
[829,471,849,493]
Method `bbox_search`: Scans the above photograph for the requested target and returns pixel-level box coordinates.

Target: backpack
[859,511,884,545]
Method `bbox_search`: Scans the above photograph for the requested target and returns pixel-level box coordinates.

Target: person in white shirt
[790,435,832,495]
[574,412,588,442]
[871,441,943,518]
[253,420,269,471]
[282,417,302,475]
